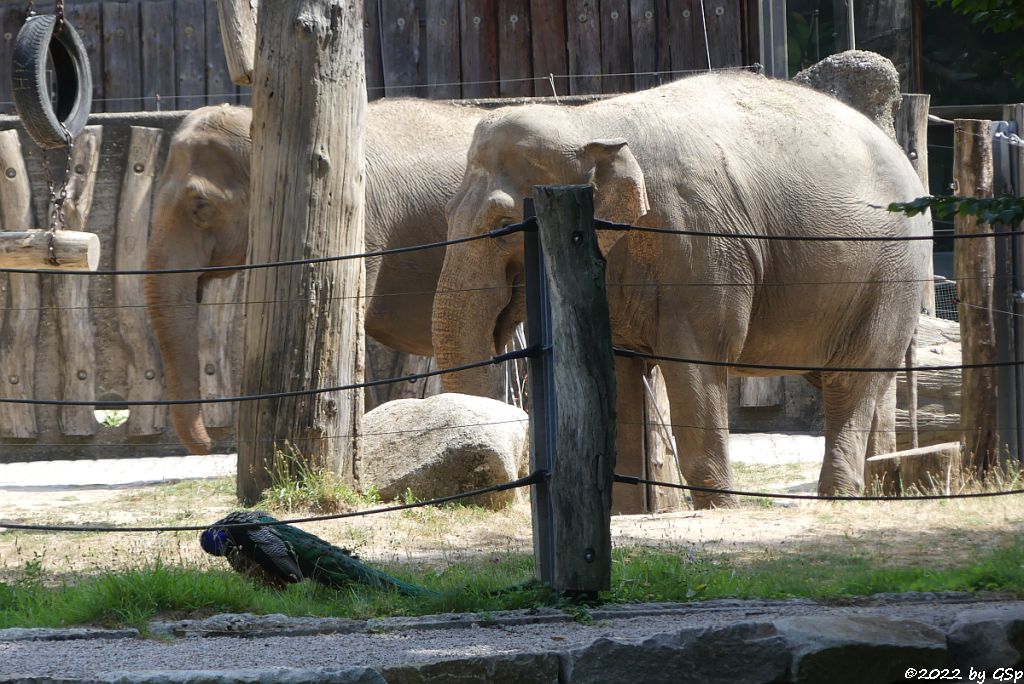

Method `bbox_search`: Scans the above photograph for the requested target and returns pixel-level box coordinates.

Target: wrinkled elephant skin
[144,101,485,454]
[432,72,931,508]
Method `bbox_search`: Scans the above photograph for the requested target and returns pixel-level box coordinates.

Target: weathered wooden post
[215,0,258,86]
[897,93,933,316]
[238,0,367,503]
[531,184,616,596]
[954,119,998,475]
[1003,103,1024,464]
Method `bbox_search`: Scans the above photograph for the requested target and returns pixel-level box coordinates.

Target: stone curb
[2,594,1023,684]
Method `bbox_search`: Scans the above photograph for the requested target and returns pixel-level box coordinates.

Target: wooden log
[239,0,367,504]
[380,0,420,97]
[214,0,258,86]
[141,0,176,111]
[897,93,934,315]
[954,119,998,475]
[567,0,602,95]
[199,273,242,429]
[206,0,237,104]
[865,442,964,495]
[0,7,27,116]
[630,0,662,91]
[102,1,143,113]
[535,184,615,595]
[176,0,208,110]
[600,0,632,94]
[461,0,499,99]
[498,0,532,98]
[425,0,461,99]
[0,128,38,438]
[55,126,103,436]
[114,127,166,436]
[0,231,100,271]
[644,364,684,512]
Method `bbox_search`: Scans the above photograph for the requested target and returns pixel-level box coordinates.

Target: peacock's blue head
[200,527,231,556]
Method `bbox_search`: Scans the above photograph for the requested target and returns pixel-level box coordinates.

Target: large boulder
[360,393,530,509]
[793,49,901,140]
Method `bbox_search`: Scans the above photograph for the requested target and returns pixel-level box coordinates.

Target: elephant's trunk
[143,268,212,455]
[431,246,510,397]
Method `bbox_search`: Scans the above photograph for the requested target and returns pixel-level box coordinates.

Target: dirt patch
[2,458,1022,580]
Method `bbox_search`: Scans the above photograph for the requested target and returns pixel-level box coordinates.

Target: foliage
[889,194,1024,225]
[3,542,1024,630]
[929,0,1024,34]
[258,443,380,513]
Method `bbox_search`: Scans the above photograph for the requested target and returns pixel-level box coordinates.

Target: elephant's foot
[816,474,864,497]
[690,488,740,510]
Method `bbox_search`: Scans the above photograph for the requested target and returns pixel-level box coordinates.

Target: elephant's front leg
[819,371,893,494]
[659,361,739,509]
[612,356,647,514]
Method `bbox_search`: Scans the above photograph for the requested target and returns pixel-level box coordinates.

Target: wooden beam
[214,0,257,86]
[0,230,100,270]
[954,119,998,475]
[534,184,615,596]
[239,0,367,504]
[114,126,166,437]
[55,126,103,436]
[0,128,38,438]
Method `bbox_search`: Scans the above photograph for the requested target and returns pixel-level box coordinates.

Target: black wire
[614,347,1019,373]
[0,221,534,277]
[594,219,1024,242]
[0,471,546,533]
[613,474,1024,501]
[0,347,538,407]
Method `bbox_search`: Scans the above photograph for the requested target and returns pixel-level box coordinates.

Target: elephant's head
[432,106,650,394]
[143,105,252,454]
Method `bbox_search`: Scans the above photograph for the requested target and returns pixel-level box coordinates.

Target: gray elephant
[143,99,485,455]
[432,71,932,508]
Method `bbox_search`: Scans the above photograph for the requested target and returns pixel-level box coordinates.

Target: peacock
[200,511,434,596]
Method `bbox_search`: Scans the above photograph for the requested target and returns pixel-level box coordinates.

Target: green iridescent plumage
[200,511,433,595]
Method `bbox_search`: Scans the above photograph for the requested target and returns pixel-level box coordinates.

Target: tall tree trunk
[237,0,367,503]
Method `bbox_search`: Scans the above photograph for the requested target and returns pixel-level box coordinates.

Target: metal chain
[41,124,75,264]
[25,0,64,27]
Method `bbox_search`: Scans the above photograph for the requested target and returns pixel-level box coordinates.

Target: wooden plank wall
[0,0,748,114]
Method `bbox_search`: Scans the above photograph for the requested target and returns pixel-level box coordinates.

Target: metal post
[524,197,556,585]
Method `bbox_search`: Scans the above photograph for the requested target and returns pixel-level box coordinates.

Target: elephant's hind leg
[819,371,893,495]
[660,361,739,509]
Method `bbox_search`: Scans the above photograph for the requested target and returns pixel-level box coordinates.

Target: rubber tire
[10,15,92,149]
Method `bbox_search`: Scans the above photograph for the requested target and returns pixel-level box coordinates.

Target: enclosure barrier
[4,176,1024,596]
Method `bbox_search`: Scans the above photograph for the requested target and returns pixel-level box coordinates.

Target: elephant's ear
[583,139,651,255]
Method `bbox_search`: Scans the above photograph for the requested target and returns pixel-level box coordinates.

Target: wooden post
[199,273,242,430]
[215,0,258,86]
[954,119,998,475]
[55,125,102,436]
[238,0,366,504]
[1004,104,1024,464]
[897,93,934,316]
[0,129,39,438]
[534,184,615,596]
[865,442,964,495]
[115,126,166,436]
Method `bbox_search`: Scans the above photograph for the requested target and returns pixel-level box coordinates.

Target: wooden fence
[0,0,752,114]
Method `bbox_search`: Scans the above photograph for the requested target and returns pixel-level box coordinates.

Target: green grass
[3,541,1023,632]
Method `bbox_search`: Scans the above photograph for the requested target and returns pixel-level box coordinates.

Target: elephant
[143,99,486,455]
[432,71,932,509]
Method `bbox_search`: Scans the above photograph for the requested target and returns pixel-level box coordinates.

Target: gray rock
[947,606,1024,669]
[774,615,948,683]
[99,669,385,684]
[381,653,560,684]
[559,622,790,684]
[149,613,365,639]
[0,627,140,642]
[793,50,901,141]
[360,393,530,509]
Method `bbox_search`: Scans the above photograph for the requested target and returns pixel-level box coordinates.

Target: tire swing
[1,1,98,271]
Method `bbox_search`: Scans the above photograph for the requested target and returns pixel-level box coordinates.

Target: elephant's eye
[191,196,216,227]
